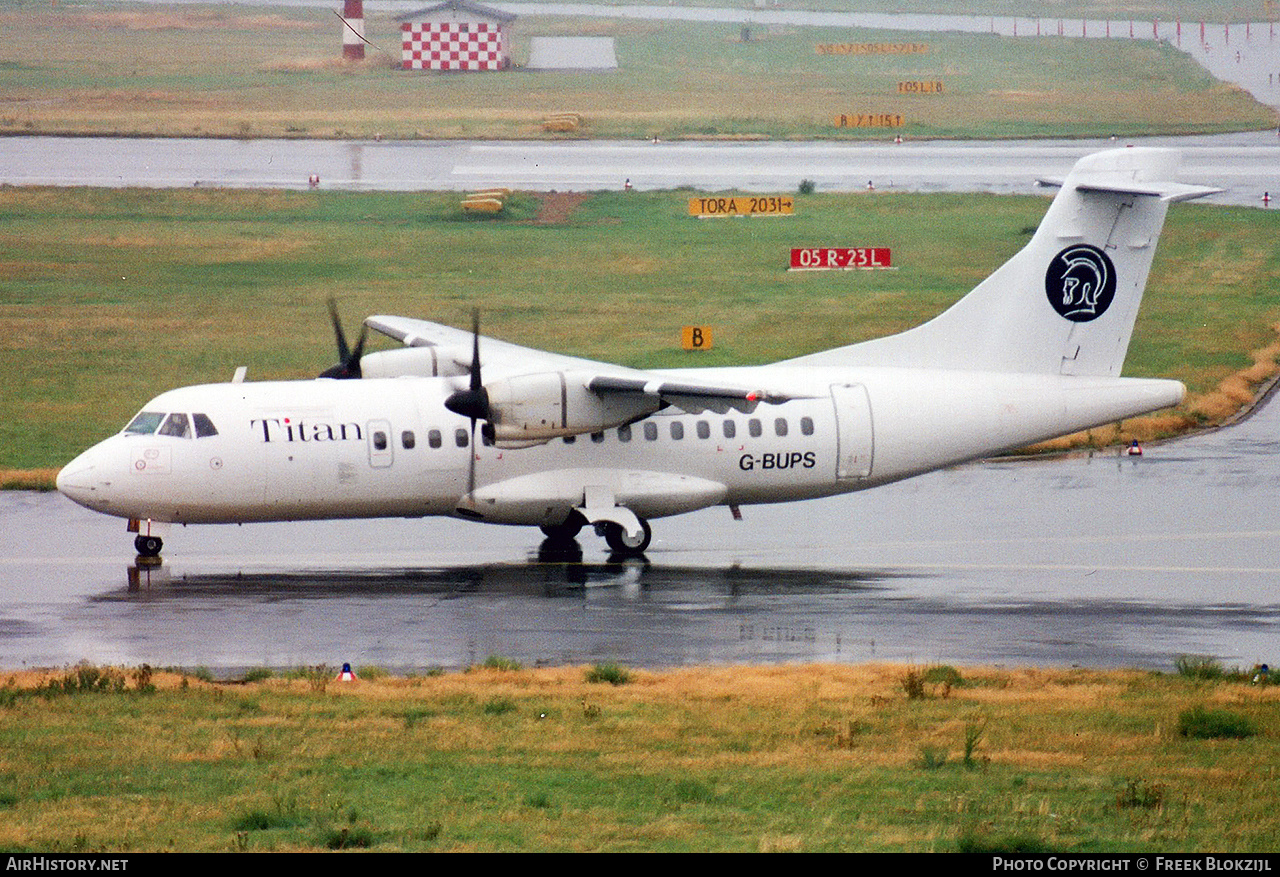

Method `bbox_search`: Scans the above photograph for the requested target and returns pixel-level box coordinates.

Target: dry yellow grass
[2,662,1277,851]
[1029,323,1280,453]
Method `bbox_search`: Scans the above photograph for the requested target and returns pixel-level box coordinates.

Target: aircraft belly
[466,469,728,525]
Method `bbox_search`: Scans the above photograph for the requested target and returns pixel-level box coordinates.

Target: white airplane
[57,148,1218,558]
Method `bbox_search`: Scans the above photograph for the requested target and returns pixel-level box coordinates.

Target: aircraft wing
[366,314,604,373]
[365,314,802,415]
[585,376,795,414]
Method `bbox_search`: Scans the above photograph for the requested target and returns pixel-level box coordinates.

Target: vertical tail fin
[789,148,1219,376]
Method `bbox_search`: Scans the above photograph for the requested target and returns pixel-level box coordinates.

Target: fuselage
[56,365,1184,531]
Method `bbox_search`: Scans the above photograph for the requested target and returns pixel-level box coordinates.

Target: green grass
[2,186,1278,472]
[1177,706,1256,739]
[1,663,1278,851]
[0,3,1270,141]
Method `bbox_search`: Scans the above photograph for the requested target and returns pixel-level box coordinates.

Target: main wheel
[540,512,585,542]
[603,519,651,555]
[134,535,163,557]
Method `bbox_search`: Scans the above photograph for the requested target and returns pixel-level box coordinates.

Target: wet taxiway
[3,385,1279,674]
[3,132,1276,207]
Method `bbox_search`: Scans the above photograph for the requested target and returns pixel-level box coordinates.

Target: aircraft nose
[56,459,97,505]
[56,444,115,511]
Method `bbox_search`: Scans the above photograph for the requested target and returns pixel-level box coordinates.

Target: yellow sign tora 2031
[688,196,794,217]
[681,326,713,350]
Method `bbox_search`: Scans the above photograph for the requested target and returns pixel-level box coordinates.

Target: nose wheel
[134,535,163,558]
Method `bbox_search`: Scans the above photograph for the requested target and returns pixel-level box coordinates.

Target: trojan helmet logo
[1045,244,1116,322]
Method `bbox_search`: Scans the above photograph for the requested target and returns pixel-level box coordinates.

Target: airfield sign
[688,196,794,217]
[789,248,893,270]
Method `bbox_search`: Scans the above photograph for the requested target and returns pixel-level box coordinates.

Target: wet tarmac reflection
[4,382,1280,673]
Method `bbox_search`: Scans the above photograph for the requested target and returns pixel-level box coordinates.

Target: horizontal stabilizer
[1038,176,1221,203]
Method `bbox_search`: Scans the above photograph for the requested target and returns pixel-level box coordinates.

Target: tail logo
[1045,245,1116,323]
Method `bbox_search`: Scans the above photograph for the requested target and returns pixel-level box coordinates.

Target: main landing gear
[540,512,652,556]
[602,519,651,554]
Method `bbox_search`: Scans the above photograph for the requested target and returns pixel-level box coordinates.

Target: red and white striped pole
[342,0,365,61]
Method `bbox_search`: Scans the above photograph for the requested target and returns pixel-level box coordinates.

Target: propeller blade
[469,308,482,393]
[319,299,364,379]
[328,298,350,362]
[467,420,477,497]
[444,308,490,420]
[445,309,486,499]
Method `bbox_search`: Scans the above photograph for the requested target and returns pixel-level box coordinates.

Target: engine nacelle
[359,346,471,379]
[486,371,658,442]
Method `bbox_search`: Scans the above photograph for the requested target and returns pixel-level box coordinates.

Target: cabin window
[373,430,388,451]
[775,418,789,437]
[800,416,814,436]
[696,420,710,439]
[748,418,762,438]
[670,421,684,440]
[158,412,191,439]
[401,431,416,450]
[455,428,469,448]
[618,424,632,442]
[192,413,218,438]
[428,429,442,449]
[125,411,165,435]
[591,431,605,443]
[723,420,736,439]
[643,422,658,441]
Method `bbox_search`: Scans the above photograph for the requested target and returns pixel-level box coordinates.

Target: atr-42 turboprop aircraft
[58,149,1217,558]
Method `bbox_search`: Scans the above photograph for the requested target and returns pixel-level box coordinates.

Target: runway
[3,382,1278,674]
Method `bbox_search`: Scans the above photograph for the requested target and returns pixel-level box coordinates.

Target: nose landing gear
[128,519,168,558]
[134,535,163,558]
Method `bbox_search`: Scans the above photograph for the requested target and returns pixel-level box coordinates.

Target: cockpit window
[158,412,191,439]
[192,413,218,438]
[124,411,165,435]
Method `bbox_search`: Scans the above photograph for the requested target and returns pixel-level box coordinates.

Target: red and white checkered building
[397,0,515,72]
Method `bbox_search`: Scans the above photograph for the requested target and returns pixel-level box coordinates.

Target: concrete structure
[397,0,516,72]
[526,37,618,70]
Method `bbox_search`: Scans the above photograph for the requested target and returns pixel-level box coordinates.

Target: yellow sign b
[682,326,713,350]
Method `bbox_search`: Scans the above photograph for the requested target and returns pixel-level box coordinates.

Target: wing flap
[587,375,798,415]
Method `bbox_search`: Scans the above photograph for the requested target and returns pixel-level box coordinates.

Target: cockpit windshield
[158,413,190,438]
[124,411,165,435]
[123,411,218,438]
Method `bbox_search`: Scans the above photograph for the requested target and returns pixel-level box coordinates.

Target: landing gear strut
[134,535,163,557]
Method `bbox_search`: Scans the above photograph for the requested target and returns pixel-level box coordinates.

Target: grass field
[1,662,1277,852]
[0,3,1272,141]
[2,186,1278,479]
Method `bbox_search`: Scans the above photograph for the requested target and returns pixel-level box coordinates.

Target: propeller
[319,298,367,379]
[444,309,491,495]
